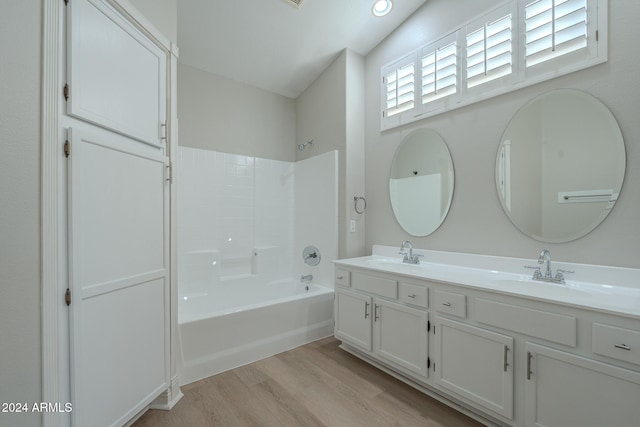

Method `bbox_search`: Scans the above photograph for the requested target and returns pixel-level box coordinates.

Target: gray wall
[0,1,43,426]
[178,63,296,162]
[344,50,366,258]
[296,49,366,259]
[364,0,640,268]
[129,0,178,43]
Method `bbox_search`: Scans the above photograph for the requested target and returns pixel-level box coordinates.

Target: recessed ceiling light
[282,0,304,9]
[372,0,393,17]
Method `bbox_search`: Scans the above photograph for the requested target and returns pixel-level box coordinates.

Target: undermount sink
[491,279,592,298]
[363,257,403,267]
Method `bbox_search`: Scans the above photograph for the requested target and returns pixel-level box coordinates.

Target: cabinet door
[374,299,429,377]
[435,316,513,419]
[335,289,372,351]
[525,342,640,427]
[68,0,166,146]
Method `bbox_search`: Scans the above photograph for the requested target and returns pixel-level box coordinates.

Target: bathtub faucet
[301,274,313,283]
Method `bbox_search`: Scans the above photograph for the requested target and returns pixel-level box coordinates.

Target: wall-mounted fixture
[303,245,321,266]
[495,89,625,243]
[372,0,393,17]
[298,140,314,151]
[389,128,454,237]
[354,196,367,214]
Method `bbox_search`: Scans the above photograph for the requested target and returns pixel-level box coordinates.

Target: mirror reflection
[496,89,625,243]
[390,128,454,236]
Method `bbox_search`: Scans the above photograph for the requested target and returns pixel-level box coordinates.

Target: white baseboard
[149,375,183,410]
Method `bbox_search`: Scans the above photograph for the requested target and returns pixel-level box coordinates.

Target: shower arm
[297,140,314,151]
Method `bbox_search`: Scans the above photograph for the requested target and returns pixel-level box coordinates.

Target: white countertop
[334,246,640,320]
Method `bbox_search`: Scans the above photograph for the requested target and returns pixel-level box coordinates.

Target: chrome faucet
[539,249,552,279]
[399,240,423,265]
[525,249,574,284]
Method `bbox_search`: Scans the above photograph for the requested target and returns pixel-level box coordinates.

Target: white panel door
[374,300,428,377]
[67,0,166,146]
[335,289,373,351]
[434,316,514,420]
[68,128,169,427]
[525,342,640,427]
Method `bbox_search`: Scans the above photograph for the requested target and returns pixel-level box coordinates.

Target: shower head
[298,140,314,151]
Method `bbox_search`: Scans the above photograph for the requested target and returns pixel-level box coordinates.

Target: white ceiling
[177,0,427,99]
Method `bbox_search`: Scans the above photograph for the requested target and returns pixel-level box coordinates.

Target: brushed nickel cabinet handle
[408,294,416,298]
[442,302,452,307]
[527,351,533,380]
[615,343,631,351]
[374,304,380,321]
[364,301,370,319]
[503,346,510,372]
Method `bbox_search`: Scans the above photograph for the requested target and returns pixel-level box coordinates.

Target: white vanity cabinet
[334,272,429,378]
[434,316,514,420]
[333,259,640,427]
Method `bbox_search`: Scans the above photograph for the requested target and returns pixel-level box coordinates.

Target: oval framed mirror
[496,89,626,243]
[389,128,455,236]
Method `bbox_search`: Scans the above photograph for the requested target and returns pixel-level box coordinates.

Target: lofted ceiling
[177,0,427,99]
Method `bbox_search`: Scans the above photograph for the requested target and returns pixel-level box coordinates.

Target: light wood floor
[134,337,483,427]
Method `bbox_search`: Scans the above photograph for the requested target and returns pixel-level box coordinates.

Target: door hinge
[427,320,431,332]
[64,140,70,158]
[427,357,430,369]
[63,83,69,101]
[65,289,71,306]
[160,123,167,142]
[595,30,599,42]
[165,163,172,183]
[64,0,69,5]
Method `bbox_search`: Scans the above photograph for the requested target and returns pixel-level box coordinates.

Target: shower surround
[177,146,338,384]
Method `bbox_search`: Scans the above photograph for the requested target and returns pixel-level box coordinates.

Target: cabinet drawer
[592,323,640,366]
[434,290,466,318]
[335,268,351,287]
[352,272,397,299]
[399,282,428,308]
[476,299,576,347]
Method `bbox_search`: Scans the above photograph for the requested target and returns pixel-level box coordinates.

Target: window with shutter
[421,39,458,106]
[525,0,587,67]
[466,12,513,89]
[384,62,415,118]
[378,0,606,131]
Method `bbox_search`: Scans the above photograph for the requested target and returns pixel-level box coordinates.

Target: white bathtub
[178,279,334,385]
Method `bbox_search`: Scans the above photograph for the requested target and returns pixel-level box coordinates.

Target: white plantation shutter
[466,12,513,88]
[384,62,415,117]
[378,0,605,131]
[525,0,587,67]
[422,39,458,105]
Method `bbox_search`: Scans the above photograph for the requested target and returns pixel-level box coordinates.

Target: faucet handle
[525,265,542,280]
[554,269,574,283]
